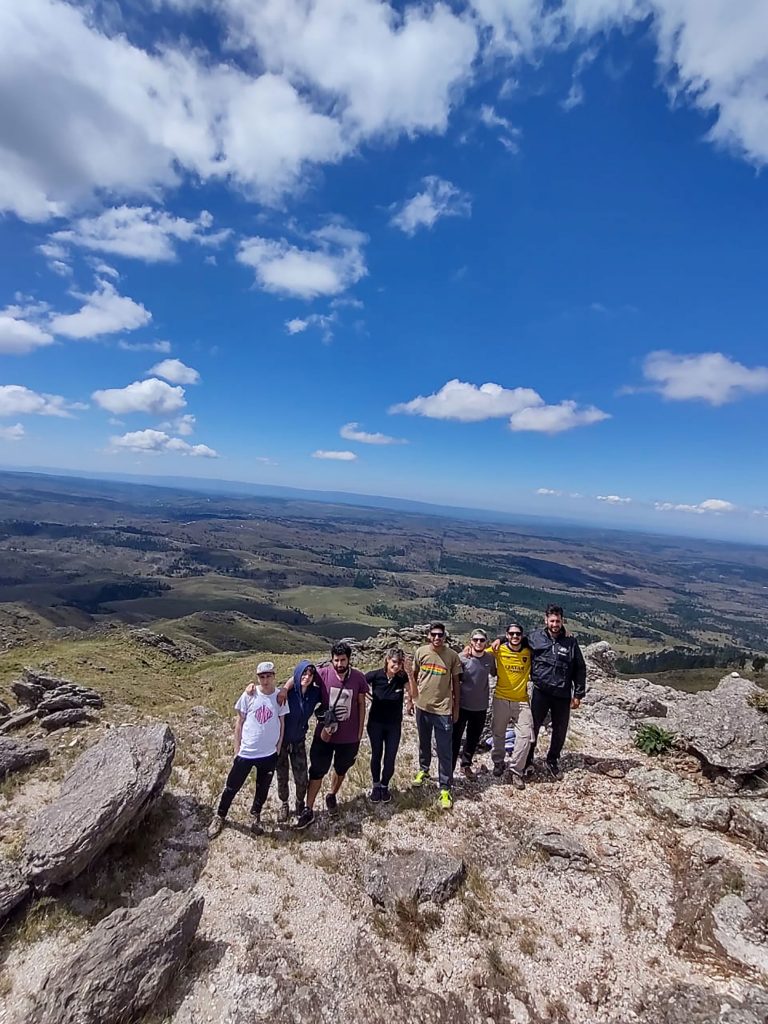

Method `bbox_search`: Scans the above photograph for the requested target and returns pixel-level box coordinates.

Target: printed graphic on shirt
[328,685,353,722]
[419,660,448,676]
[254,703,274,725]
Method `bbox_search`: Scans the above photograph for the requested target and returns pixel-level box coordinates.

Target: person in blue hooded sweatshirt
[276,660,322,826]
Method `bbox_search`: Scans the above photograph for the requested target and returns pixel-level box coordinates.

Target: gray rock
[0,736,49,777]
[11,680,45,707]
[628,767,733,831]
[730,801,768,852]
[0,859,29,922]
[365,851,465,907]
[30,887,204,1024]
[0,709,38,734]
[37,689,104,716]
[636,981,768,1024]
[531,828,591,864]
[39,708,92,731]
[584,640,617,686]
[657,675,768,775]
[0,699,11,716]
[24,724,175,887]
[21,668,69,691]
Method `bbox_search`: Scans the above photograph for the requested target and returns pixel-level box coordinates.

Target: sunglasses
[429,631,445,638]
[507,631,522,638]
[471,637,486,642]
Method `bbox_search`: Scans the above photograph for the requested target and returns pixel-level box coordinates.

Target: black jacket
[528,627,587,699]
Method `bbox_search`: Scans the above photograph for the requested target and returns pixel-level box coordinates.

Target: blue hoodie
[283,659,323,745]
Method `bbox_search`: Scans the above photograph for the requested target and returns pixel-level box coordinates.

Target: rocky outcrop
[39,708,92,732]
[0,709,38,734]
[635,981,768,1024]
[652,674,768,775]
[36,687,104,716]
[584,640,618,687]
[0,736,49,777]
[24,724,175,887]
[531,828,592,867]
[0,859,29,923]
[365,851,465,907]
[29,888,204,1024]
[347,625,463,663]
[0,699,11,717]
[130,628,198,662]
[11,681,45,707]
[628,767,733,831]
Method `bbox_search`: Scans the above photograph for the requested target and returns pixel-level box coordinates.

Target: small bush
[634,723,676,756]
[747,688,768,714]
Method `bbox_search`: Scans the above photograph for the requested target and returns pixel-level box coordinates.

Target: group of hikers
[207,603,587,837]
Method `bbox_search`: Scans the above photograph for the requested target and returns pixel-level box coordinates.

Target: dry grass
[390,897,442,953]
[10,897,86,946]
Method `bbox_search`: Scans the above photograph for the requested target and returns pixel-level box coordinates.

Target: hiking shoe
[413,768,428,787]
[510,772,526,791]
[295,807,314,830]
[380,786,392,803]
[250,811,263,835]
[492,764,505,778]
[438,789,454,810]
[325,792,338,812]
[546,761,564,782]
[278,802,291,823]
[461,764,475,779]
[207,814,224,839]
[370,784,382,802]
[524,764,535,778]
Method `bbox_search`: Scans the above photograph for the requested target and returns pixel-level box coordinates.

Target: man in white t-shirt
[208,660,288,838]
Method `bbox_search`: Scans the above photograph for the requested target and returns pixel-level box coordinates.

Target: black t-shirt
[365,668,408,720]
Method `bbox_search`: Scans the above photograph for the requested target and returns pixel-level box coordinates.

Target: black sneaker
[492,764,505,778]
[369,784,382,802]
[380,786,392,803]
[250,812,263,835]
[325,792,338,812]
[546,761,564,782]
[295,807,314,830]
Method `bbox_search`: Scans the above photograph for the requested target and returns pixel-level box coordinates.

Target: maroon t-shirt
[316,665,369,744]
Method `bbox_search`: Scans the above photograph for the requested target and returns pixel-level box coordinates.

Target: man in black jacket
[526,603,586,781]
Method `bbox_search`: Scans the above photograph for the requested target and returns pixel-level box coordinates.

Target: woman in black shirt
[365,647,408,802]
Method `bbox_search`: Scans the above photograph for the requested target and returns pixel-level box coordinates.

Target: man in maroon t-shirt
[298,641,369,829]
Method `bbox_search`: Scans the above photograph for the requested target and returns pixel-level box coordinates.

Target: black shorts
[309,735,360,780]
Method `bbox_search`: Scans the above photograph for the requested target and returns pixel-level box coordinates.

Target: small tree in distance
[752,655,767,675]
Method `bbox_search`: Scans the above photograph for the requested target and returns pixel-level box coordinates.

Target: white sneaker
[207,814,225,839]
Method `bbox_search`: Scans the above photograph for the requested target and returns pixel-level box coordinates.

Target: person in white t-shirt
[208,660,288,838]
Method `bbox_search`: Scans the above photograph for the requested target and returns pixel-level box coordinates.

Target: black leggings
[217,753,278,817]
[452,707,486,768]
[527,689,571,767]
[367,715,402,787]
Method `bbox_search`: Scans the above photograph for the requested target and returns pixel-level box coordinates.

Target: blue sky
[1,1,767,542]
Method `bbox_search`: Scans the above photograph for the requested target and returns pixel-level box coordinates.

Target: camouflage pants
[276,740,309,809]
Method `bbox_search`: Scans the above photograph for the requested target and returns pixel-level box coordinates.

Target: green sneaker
[413,768,428,787]
[438,789,453,810]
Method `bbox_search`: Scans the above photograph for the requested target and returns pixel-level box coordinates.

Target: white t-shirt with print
[235,688,288,759]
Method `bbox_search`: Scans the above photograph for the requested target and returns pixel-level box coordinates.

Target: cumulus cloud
[391,379,608,433]
[642,350,768,405]
[312,450,357,461]
[118,339,171,353]
[597,494,632,504]
[0,385,78,418]
[390,176,471,236]
[340,422,407,445]
[0,423,24,441]
[110,429,218,457]
[238,225,367,300]
[49,280,151,339]
[50,207,230,262]
[0,307,54,354]
[536,487,563,496]
[654,498,737,514]
[92,377,186,416]
[149,358,200,385]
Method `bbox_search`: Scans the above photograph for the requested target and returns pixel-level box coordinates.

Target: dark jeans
[527,689,572,767]
[368,714,402,787]
[217,752,278,818]
[452,707,486,769]
[276,741,309,810]
[416,708,454,790]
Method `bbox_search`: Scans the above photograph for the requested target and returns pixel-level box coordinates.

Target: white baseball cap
[256,661,275,675]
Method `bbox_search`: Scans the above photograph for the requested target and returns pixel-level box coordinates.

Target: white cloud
[0,385,77,418]
[173,414,196,437]
[312,450,357,461]
[254,456,278,466]
[536,488,563,496]
[149,358,200,385]
[390,379,542,422]
[642,350,768,405]
[286,318,309,335]
[597,494,632,504]
[0,423,24,441]
[50,280,151,339]
[479,105,522,152]
[92,377,186,416]
[285,311,338,341]
[0,307,55,354]
[390,176,471,236]
[655,497,737,515]
[340,422,407,446]
[51,206,229,262]
[118,339,171,353]
[238,225,367,300]
[110,428,218,458]
[508,401,610,433]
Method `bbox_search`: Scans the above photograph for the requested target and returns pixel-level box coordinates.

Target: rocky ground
[0,633,767,1024]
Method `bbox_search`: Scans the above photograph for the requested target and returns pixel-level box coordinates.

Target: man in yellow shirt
[490,623,533,790]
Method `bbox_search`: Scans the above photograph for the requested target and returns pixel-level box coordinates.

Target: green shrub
[634,723,676,756]
[747,688,768,713]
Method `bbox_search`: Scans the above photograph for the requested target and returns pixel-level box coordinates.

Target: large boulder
[24,724,175,887]
[29,887,204,1024]
[365,851,465,907]
[584,640,618,687]
[0,859,29,923]
[37,688,104,716]
[39,708,92,732]
[654,674,768,775]
[0,709,38,734]
[628,767,732,832]
[10,680,45,707]
[0,736,49,777]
